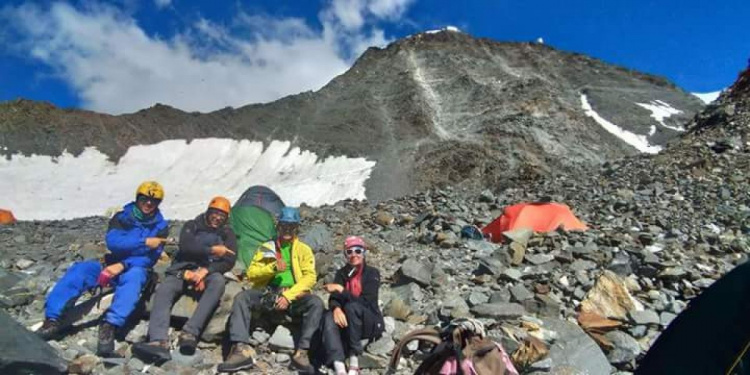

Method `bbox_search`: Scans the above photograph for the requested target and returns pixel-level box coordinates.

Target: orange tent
[482,202,587,243]
[0,209,16,225]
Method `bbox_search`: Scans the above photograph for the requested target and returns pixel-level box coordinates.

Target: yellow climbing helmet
[136,181,165,201]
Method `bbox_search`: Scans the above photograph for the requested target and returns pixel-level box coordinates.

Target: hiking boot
[291,349,314,373]
[36,319,61,341]
[96,321,117,357]
[217,343,256,373]
[132,341,171,365]
[178,331,198,355]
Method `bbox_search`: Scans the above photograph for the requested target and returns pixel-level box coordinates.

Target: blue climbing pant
[44,260,149,327]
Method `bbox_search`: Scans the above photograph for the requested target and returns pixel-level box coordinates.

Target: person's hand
[192,267,209,284]
[333,307,348,328]
[211,244,235,257]
[183,270,195,281]
[276,258,287,272]
[195,279,206,292]
[324,283,344,293]
[145,237,167,249]
[275,295,290,311]
[97,263,124,287]
[104,263,125,277]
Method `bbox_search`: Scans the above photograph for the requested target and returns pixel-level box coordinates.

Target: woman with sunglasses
[321,236,385,375]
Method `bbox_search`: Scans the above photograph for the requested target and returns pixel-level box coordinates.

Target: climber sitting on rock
[36,181,170,358]
[218,206,323,373]
[133,196,237,364]
[321,236,385,375]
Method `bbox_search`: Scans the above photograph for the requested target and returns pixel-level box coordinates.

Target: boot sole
[217,360,255,373]
[290,363,316,374]
[132,343,172,365]
[36,331,61,341]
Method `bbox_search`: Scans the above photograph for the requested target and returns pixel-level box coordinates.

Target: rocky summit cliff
[0,30,703,202]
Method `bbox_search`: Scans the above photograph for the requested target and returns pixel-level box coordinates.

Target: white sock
[348,355,359,368]
[333,360,347,373]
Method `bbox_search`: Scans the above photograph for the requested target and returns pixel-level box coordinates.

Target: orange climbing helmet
[208,196,231,214]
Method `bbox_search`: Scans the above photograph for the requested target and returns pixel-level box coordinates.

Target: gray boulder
[398,258,433,287]
[605,331,642,364]
[470,303,525,319]
[0,309,67,374]
[541,317,611,375]
[300,224,334,253]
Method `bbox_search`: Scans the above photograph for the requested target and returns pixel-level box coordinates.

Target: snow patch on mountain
[581,94,662,154]
[0,139,375,220]
[425,26,461,34]
[692,91,721,104]
[636,100,685,131]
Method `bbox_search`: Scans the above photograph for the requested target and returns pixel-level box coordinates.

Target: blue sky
[1,0,747,114]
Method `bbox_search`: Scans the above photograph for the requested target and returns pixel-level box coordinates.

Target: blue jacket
[105,202,169,269]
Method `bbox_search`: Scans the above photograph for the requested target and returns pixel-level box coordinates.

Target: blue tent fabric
[235,185,284,218]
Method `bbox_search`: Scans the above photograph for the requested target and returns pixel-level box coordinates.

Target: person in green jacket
[218,207,322,373]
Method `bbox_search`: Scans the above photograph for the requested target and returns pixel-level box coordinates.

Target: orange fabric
[482,203,587,243]
[0,209,16,225]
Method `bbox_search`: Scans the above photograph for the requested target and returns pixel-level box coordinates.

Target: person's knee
[120,267,148,286]
[71,260,100,271]
[62,260,100,280]
[321,311,336,331]
[205,273,226,291]
[233,289,260,308]
[153,281,178,302]
[344,301,364,319]
[307,295,324,312]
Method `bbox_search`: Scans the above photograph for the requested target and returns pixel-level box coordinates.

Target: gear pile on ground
[0,64,748,374]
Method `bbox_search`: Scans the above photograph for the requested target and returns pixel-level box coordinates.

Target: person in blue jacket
[36,181,170,357]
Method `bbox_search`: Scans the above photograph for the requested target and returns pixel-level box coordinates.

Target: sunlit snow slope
[581,94,663,154]
[1,139,376,220]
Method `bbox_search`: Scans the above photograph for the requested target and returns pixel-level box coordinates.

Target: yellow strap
[727,337,750,375]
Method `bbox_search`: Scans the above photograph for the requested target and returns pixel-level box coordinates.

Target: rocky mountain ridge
[1,30,704,202]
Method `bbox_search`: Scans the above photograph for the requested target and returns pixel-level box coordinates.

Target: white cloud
[2,1,415,114]
[325,0,414,30]
[154,0,171,9]
[367,0,414,20]
[329,0,367,30]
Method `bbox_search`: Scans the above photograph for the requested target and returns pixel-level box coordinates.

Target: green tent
[230,186,285,268]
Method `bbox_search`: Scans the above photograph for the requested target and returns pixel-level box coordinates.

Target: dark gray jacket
[166,213,237,275]
[329,264,384,340]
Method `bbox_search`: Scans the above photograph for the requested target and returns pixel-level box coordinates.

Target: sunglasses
[136,195,161,206]
[277,223,299,231]
[346,246,365,255]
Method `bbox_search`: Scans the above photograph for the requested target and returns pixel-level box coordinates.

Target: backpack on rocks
[386,318,518,375]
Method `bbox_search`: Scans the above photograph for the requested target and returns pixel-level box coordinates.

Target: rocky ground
[1,66,748,374]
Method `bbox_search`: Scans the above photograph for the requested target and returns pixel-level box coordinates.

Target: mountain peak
[1,33,705,203]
